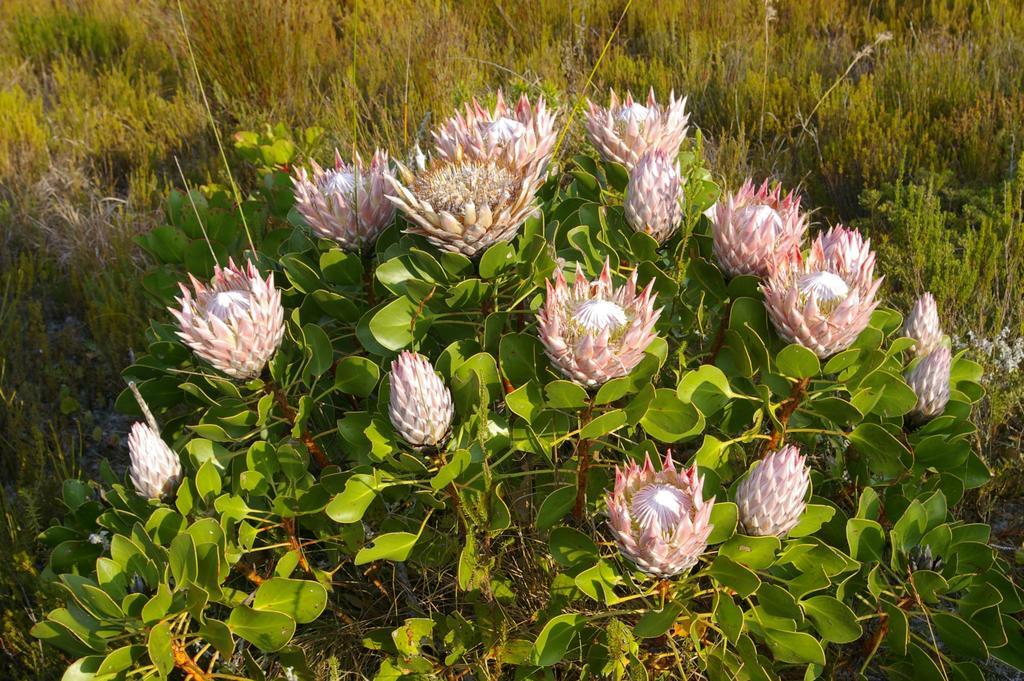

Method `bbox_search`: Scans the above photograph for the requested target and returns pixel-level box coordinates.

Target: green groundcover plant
[33,92,1024,679]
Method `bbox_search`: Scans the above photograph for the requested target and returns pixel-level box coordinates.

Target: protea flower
[126,383,181,499]
[388,351,454,448]
[735,445,809,537]
[711,179,808,278]
[291,149,396,251]
[624,149,684,243]
[585,89,689,169]
[433,91,558,175]
[906,346,951,419]
[763,226,883,357]
[170,259,285,380]
[537,260,661,388]
[385,151,543,257]
[903,292,943,358]
[605,451,715,577]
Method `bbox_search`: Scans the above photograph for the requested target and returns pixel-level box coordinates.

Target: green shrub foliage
[34,121,1024,680]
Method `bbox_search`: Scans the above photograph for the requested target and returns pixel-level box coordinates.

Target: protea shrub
[291,149,396,250]
[605,451,714,577]
[170,258,285,379]
[906,345,952,419]
[904,292,944,357]
[537,260,661,388]
[388,351,454,448]
[711,178,807,278]
[624,149,684,243]
[763,226,883,357]
[585,89,689,169]
[735,445,810,537]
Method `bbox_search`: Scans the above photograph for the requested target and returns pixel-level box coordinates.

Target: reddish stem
[573,400,596,520]
[268,384,330,468]
[702,300,733,366]
[762,376,811,453]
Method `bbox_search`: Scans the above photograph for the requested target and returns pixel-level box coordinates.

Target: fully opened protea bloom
[904,292,943,358]
[906,345,951,419]
[388,351,454,448]
[763,226,883,357]
[585,89,689,169]
[126,383,181,499]
[386,152,543,256]
[537,260,661,388]
[291,149,396,250]
[711,179,808,278]
[735,445,809,537]
[433,91,558,175]
[170,259,285,380]
[606,451,714,577]
[624,149,684,243]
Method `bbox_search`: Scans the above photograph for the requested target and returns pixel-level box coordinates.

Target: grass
[1,0,1024,676]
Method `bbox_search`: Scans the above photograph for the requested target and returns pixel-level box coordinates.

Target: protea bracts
[537,259,661,388]
[763,226,883,357]
[385,151,543,257]
[126,383,181,499]
[585,89,689,169]
[903,292,943,358]
[711,179,808,278]
[906,345,951,420]
[433,91,558,176]
[624,149,684,244]
[388,351,455,448]
[170,259,285,380]
[291,149,396,251]
[735,445,810,537]
[605,451,715,577]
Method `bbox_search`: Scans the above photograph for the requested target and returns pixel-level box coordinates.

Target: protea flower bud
[624,149,684,243]
[433,91,558,176]
[906,345,951,419]
[711,179,808,277]
[908,545,944,573]
[903,293,943,358]
[291,149,396,251]
[170,259,285,380]
[537,260,661,388]
[385,153,543,257]
[735,445,809,537]
[127,382,181,499]
[605,451,715,577]
[388,351,454,448]
[585,89,689,169]
[763,226,883,357]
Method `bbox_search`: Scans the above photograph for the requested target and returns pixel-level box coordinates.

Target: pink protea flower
[170,259,285,380]
[605,451,715,577]
[433,91,558,175]
[711,179,808,277]
[537,260,661,388]
[388,351,455,448]
[126,382,181,499]
[585,89,689,169]
[906,345,951,420]
[763,226,883,358]
[624,149,684,244]
[735,445,810,537]
[903,292,943,358]
[291,149,396,251]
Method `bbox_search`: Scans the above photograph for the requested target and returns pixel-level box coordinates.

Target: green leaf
[333,357,380,396]
[301,323,333,379]
[392,617,435,657]
[198,619,234,658]
[354,532,419,565]
[533,613,588,666]
[846,518,885,562]
[537,486,576,530]
[849,423,911,480]
[325,474,379,523]
[641,389,703,442]
[574,560,621,604]
[479,241,516,279]
[506,380,543,424]
[580,409,627,439]
[762,628,825,665]
[366,296,422,351]
[228,605,296,652]
[147,621,174,677]
[776,345,820,379]
[195,460,222,501]
[719,534,780,569]
[545,380,589,409]
[801,596,862,644]
[549,527,599,569]
[706,502,738,544]
[499,333,545,386]
[634,604,684,639]
[788,504,836,538]
[933,612,988,659]
[253,578,327,624]
[709,555,760,597]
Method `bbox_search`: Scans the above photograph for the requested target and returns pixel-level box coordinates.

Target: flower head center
[798,271,850,311]
[573,299,627,333]
[485,117,526,145]
[616,102,652,126]
[737,203,783,237]
[414,161,516,214]
[322,170,360,198]
[207,290,252,321]
[631,483,692,531]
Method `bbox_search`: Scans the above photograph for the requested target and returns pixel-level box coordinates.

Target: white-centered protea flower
[291,149,396,251]
[170,259,285,380]
[903,292,943,358]
[585,89,689,169]
[606,451,715,577]
[433,91,558,175]
[763,226,883,357]
[711,179,808,277]
[126,383,181,499]
[388,351,454,447]
[735,445,809,537]
[906,345,951,419]
[385,151,543,257]
[624,149,684,243]
[537,260,661,388]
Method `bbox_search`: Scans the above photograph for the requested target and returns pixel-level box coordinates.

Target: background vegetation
[1,0,1022,676]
